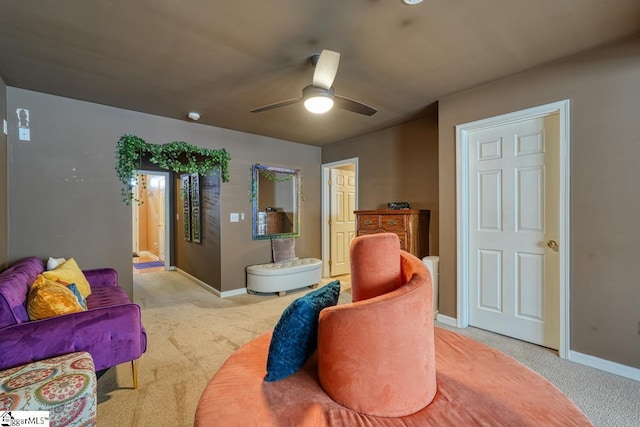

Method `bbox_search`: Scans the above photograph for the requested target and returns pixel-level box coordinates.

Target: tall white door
[468,113,560,349]
[330,168,356,276]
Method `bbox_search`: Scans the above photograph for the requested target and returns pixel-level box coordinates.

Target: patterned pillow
[66,283,88,309]
[265,280,341,382]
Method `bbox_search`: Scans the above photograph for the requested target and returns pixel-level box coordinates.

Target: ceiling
[1,1,639,146]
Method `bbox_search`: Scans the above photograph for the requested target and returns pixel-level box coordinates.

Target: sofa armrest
[0,303,146,372]
[83,268,118,288]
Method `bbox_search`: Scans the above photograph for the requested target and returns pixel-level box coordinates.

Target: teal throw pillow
[67,283,88,309]
[264,280,341,382]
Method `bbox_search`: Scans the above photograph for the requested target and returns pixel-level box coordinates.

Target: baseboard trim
[220,287,248,298]
[436,313,457,327]
[175,268,246,298]
[569,350,640,382]
[433,313,639,382]
[138,251,159,261]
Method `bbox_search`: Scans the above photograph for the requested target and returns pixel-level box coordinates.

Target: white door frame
[132,181,140,255]
[134,170,172,270]
[321,158,359,277]
[455,100,571,358]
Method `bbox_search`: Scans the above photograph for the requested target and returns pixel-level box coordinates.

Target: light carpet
[97,271,640,426]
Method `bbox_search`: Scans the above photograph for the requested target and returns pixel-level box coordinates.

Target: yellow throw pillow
[42,258,92,297]
[27,275,85,320]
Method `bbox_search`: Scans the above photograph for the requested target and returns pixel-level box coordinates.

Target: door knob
[546,240,559,251]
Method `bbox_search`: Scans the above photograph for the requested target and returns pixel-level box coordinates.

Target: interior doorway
[321,158,358,278]
[456,100,570,358]
[132,171,171,271]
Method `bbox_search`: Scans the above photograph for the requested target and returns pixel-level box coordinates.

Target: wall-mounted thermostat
[17,108,30,141]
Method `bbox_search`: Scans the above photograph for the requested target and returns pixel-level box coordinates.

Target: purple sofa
[0,257,147,386]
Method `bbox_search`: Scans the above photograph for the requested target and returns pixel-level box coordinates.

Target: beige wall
[6,88,134,292]
[0,76,6,268]
[322,112,440,255]
[438,37,640,368]
[219,133,321,292]
[5,88,320,298]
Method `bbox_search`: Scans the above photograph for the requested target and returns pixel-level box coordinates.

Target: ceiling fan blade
[251,97,302,113]
[312,50,340,90]
[334,95,377,116]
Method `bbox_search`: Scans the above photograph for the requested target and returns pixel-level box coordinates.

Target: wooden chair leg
[131,359,138,389]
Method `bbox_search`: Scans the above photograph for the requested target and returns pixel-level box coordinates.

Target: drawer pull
[387,220,398,226]
[364,220,374,225]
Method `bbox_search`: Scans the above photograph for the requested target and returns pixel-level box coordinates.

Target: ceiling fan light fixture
[304,96,334,114]
[303,85,335,114]
[252,52,376,116]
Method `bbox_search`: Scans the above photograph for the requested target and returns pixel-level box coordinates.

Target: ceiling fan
[250,50,377,116]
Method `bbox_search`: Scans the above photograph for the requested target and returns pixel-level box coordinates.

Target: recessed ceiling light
[403,0,423,4]
[187,112,200,121]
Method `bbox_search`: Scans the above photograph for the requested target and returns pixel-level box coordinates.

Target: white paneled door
[330,168,356,276]
[468,113,560,349]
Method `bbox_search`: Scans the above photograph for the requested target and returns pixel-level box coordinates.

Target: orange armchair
[317,233,437,416]
[196,233,592,426]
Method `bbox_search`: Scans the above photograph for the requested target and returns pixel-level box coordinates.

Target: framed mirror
[252,164,301,240]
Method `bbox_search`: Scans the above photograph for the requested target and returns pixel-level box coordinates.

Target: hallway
[132,253,165,275]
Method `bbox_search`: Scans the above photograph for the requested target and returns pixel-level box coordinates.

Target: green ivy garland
[248,164,305,202]
[116,133,231,204]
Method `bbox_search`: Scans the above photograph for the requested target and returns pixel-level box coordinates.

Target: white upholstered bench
[246,258,322,295]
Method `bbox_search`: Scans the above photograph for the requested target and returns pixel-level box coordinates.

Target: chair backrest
[349,233,402,302]
[317,234,436,417]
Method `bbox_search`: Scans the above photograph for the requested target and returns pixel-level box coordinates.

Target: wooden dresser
[265,211,285,234]
[354,209,430,258]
